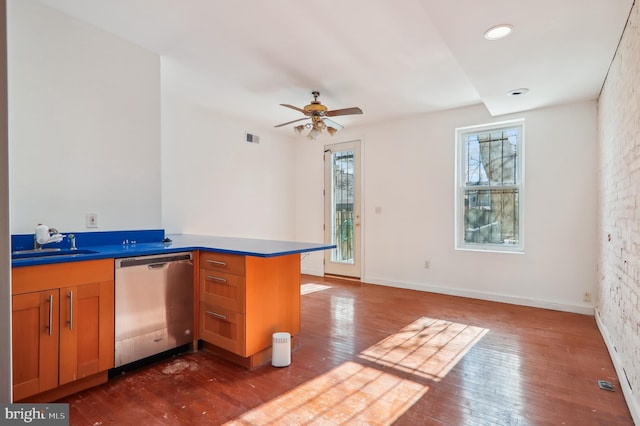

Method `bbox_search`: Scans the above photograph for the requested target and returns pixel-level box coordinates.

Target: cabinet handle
[68,290,73,331]
[47,294,53,336]
[206,275,227,283]
[206,259,227,266]
[206,310,227,321]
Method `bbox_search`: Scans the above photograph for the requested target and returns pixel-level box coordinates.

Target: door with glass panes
[324,140,361,278]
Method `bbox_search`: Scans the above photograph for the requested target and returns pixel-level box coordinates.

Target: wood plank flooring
[58,275,633,425]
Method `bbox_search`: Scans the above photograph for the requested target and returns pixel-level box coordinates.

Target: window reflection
[460,346,524,424]
[330,295,355,355]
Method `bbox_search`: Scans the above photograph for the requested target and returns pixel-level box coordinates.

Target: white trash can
[271,332,291,367]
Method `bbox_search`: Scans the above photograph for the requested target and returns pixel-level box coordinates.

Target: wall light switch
[86,213,98,228]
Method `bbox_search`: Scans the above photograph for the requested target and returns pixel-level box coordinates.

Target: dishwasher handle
[148,263,168,269]
[116,252,192,268]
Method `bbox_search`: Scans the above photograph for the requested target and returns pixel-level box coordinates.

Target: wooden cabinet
[199,252,246,355]
[200,303,246,354]
[200,252,246,312]
[12,290,59,400]
[198,251,300,366]
[58,280,114,385]
[12,259,114,402]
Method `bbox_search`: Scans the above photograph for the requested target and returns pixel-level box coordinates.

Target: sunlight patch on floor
[224,361,428,425]
[358,317,489,382]
[301,283,332,295]
[225,316,488,425]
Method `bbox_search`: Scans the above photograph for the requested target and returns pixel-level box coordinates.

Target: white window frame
[454,119,525,253]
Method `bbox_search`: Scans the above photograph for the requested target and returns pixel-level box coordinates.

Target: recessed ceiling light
[507,88,529,96]
[484,25,513,40]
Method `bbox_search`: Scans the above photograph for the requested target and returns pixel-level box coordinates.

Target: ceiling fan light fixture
[277,91,362,140]
[484,24,512,40]
[308,128,322,140]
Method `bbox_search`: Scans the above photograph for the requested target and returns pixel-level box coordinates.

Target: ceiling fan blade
[326,107,363,117]
[274,117,309,128]
[322,117,344,131]
[280,104,309,115]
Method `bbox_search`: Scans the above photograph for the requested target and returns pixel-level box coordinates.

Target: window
[455,120,524,252]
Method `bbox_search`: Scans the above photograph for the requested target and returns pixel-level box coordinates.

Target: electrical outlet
[583,292,592,303]
[86,213,98,228]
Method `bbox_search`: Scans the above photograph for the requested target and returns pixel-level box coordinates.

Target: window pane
[464,189,519,245]
[465,128,518,186]
[457,121,523,251]
[331,151,354,264]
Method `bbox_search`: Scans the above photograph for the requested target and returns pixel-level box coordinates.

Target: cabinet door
[200,269,245,312]
[59,281,114,385]
[12,290,59,401]
[200,302,245,355]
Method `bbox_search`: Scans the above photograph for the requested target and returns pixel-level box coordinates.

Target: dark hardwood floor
[58,275,633,425]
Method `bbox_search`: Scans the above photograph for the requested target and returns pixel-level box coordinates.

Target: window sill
[455,245,525,254]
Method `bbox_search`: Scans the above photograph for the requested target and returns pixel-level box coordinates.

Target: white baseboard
[301,267,324,277]
[595,310,639,425]
[363,276,595,315]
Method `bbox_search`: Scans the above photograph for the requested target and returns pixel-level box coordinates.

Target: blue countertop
[11,231,335,267]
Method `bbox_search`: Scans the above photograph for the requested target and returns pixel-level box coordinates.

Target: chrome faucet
[69,234,77,250]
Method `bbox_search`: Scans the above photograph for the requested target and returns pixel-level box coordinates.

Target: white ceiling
[36,0,634,130]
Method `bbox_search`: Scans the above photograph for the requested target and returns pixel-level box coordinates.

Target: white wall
[160,79,297,240]
[296,101,599,314]
[294,137,328,276]
[7,0,161,234]
[597,2,640,421]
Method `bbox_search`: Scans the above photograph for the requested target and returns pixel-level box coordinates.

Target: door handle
[47,294,53,336]
[206,310,227,321]
[68,290,73,330]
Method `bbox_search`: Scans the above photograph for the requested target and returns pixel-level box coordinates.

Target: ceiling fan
[275,91,363,139]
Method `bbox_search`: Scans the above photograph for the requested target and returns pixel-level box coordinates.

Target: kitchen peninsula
[11,231,334,266]
[10,230,334,402]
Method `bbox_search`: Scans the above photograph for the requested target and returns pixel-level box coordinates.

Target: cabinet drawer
[199,303,245,355]
[199,269,245,312]
[200,252,245,276]
[12,259,113,295]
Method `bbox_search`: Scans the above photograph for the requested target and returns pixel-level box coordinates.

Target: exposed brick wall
[597,0,640,416]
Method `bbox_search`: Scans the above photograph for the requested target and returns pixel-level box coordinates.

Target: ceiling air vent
[245,132,260,144]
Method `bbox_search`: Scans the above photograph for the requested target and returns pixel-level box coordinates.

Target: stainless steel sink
[12,248,98,260]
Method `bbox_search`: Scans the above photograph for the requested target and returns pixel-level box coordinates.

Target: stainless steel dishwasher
[114,252,194,367]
